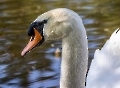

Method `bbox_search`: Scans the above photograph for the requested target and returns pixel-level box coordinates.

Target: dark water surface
[0,0,120,88]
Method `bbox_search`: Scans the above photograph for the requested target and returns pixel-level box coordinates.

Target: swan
[21,8,120,88]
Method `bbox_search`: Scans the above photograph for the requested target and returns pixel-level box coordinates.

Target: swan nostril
[30,36,35,41]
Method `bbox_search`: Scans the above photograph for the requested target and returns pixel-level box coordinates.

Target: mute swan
[21,8,120,88]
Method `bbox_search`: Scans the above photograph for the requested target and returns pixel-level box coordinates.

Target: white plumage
[22,8,120,88]
[86,28,120,88]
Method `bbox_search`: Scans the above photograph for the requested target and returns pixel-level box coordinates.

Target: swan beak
[21,28,42,56]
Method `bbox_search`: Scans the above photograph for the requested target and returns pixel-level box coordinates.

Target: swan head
[21,8,80,56]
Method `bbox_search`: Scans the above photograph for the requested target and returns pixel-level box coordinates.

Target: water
[0,0,120,88]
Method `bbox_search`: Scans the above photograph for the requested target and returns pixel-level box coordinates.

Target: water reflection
[0,0,120,87]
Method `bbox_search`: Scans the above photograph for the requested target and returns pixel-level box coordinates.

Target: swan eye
[42,20,47,24]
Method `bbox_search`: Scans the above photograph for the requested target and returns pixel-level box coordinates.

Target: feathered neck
[60,25,88,88]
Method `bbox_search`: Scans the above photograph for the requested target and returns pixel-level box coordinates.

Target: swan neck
[60,30,88,88]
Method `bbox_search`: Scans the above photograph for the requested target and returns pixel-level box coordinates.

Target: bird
[21,8,120,88]
[86,28,120,88]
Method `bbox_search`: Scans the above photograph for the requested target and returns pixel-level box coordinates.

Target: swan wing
[86,28,120,88]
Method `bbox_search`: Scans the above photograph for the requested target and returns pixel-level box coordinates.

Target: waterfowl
[21,8,120,88]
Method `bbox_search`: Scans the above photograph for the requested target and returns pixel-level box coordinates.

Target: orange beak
[21,28,42,56]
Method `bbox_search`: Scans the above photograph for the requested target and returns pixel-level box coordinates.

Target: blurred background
[0,0,120,88]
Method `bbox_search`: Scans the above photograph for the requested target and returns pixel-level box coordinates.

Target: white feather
[86,28,120,88]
